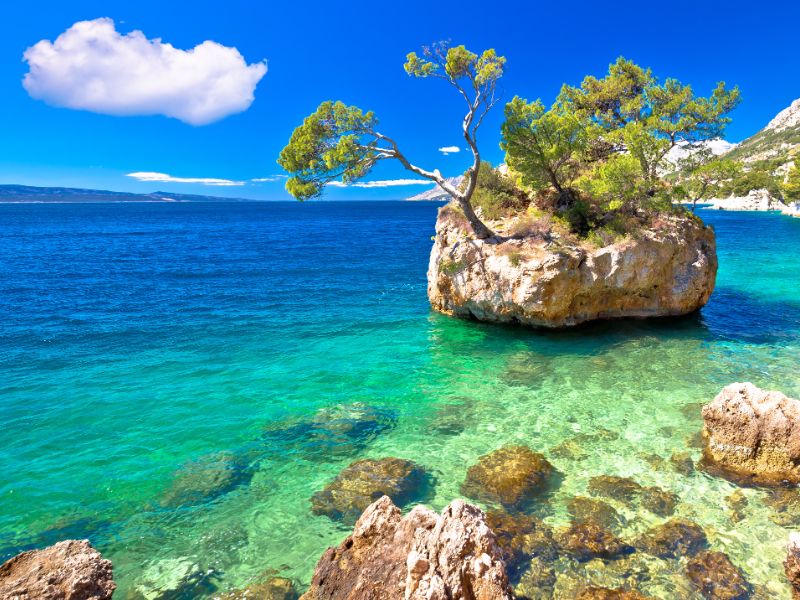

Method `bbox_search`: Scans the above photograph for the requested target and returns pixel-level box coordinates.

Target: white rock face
[301,496,513,600]
[704,188,783,211]
[428,208,717,328]
[766,98,800,133]
[781,201,800,218]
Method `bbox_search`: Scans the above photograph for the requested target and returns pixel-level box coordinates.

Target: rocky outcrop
[785,533,800,599]
[781,201,800,218]
[701,382,800,485]
[428,209,716,327]
[704,188,785,211]
[0,539,115,600]
[301,496,513,600]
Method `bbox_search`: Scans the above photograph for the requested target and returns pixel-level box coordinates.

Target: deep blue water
[1,202,799,598]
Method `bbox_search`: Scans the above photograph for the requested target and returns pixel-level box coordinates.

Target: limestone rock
[704,189,783,211]
[701,382,800,485]
[427,208,716,328]
[311,458,427,524]
[0,539,115,600]
[301,496,513,600]
[461,445,554,510]
[786,533,800,600]
[685,550,752,599]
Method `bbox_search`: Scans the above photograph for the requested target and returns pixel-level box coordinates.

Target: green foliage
[576,153,646,210]
[679,157,740,209]
[723,168,782,197]
[278,101,378,200]
[405,44,505,87]
[439,258,466,275]
[469,162,529,220]
[782,163,800,200]
[501,97,592,193]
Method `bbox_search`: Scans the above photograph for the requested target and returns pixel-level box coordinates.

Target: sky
[1,0,799,201]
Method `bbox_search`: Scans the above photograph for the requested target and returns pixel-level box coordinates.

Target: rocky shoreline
[702,188,800,217]
[427,207,717,328]
[6,383,800,598]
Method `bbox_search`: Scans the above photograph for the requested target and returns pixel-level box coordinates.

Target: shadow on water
[701,287,800,344]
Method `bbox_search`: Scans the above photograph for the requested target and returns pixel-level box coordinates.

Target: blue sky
[1,0,798,200]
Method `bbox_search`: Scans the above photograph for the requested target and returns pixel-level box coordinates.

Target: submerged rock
[461,445,554,510]
[427,208,716,328]
[766,488,800,527]
[485,509,557,576]
[685,550,752,599]
[301,496,513,600]
[262,403,396,459]
[587,475,642,505]
[311,457,427,524]
[513,556,557,599]
[575,587,650,599]
[160,451,252,509]
[669,452,695,476]
[640,486,679,517]
[0,539,115,600]
[635,519,708,559]
[556,520,633,562]
[701,382,800,485]
[785,533,800,599]
[216,574,297,600]
[132,556,216,600]
[567,496,624,530]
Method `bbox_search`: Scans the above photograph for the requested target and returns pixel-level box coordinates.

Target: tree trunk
[459,197,494,239]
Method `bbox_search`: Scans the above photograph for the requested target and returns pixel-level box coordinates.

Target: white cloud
[328,179,432,188]
[23,18,267,125]
[126,171,245,186]
[251,175,287,182]
[438,146,461,155]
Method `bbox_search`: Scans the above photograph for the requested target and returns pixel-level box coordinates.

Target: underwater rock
[485,509,557,577]
[701,382,800,485]
[310,457,427,524]
[587,475,642,505]
[301,496,513,600]
[640,486,679,517]
[160,451,252,509]
[513,557,557,599]
[216,574,297,599]
[427,207,717,328]
[0,539,115,600]
[556,520,633,562]
[262,403,396,459]
[685,550,752,599]
[575,587,650,599]
[635,519,708,559]
[461,445,554,510]
[725,490,749,524]
[428,399,476,436]
[670,452,695,476]
[567,496,624,530]
[766,488,800,527]
[132,556,216,600]
[785,533,800,600]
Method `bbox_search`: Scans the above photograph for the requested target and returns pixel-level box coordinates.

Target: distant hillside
[726,98,800,168]
[0,184,259,203]
[406,176,464,202]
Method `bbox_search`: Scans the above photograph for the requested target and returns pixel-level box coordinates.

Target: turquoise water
[1,202,799,598]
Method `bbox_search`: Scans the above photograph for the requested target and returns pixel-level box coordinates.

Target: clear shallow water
[0,202,799,598]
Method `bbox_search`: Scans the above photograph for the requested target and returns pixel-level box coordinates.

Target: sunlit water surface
[1,202,799,598]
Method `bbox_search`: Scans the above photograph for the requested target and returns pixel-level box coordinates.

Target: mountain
[406,176,464,201]
[0,184,259,203]
[725,98,800,167]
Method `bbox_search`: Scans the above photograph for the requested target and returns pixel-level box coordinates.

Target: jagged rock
[567,496,624,529]
[0,539,115,599]
[427,208,716,328]
[640,487,679,517]
[685,551,752,599]
[575,587,650,599]
[785,533,800,599]
[587,476,642,505]
[262,403,396,459]
[556,520,633,562]
[160,451,252,508]
[701,382,800,485]
[300,496,513,600]
[311,458,427,524]
[635,519,708,559]
[461,445,554,510]
[216,575,297,599]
